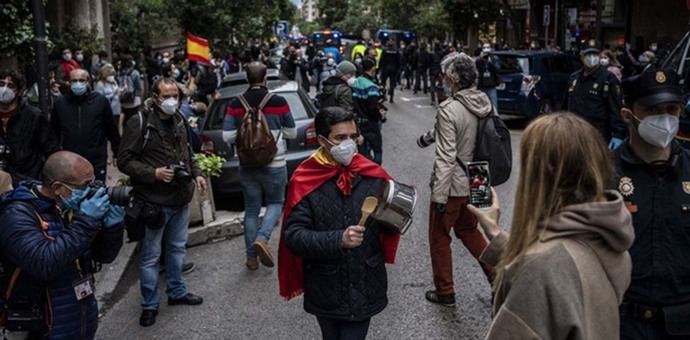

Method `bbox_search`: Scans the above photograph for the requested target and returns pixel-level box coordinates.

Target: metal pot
[371,180,418,234]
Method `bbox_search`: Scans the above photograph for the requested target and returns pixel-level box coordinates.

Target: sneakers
[425,290,456,308]
[168,293,204,306]
[139,309,158,327]
[252,239,275,268]
[246,257,258,270]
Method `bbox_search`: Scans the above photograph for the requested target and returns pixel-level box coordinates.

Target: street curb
[95,210,256,312]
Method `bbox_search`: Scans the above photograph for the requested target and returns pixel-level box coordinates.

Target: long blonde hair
[495,113,613,288]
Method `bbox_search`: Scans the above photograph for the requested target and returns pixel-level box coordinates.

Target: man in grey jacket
[425,53,495,307]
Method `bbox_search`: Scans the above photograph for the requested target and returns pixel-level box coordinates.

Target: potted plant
[189,153,225,226]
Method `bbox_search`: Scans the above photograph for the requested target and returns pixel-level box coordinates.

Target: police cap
[622,67,684,107]
[581,39,600,55]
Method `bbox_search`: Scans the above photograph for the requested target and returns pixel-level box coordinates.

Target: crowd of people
[0,28,687,340]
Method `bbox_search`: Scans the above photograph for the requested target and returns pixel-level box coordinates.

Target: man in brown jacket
[425,52,494,307]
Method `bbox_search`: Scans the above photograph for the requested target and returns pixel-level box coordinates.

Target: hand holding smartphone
[467,161,492,208]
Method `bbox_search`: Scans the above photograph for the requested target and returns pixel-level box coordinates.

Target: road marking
[414,104,434,109]
[400,96,429,102]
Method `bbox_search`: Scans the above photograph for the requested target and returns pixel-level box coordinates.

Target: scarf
[277,148,400,300]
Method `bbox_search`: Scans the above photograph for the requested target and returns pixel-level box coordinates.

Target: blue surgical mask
[71,82,88,96]
[61,187,87,210]
[443,83,452,98]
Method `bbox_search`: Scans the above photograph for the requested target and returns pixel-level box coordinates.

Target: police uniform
[566,64,627,142]
[614,68,690,339]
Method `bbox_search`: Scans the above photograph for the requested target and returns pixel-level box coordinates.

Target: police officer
[615,67,690,339]
[379,40,401,103]
[566,40,627,149]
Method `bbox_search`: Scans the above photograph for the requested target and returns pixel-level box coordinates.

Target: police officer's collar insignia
[656,71,667,84]
[683,182,690,195]
[619,177,635,198]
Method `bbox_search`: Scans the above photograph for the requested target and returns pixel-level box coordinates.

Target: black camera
[168,163,192,183]
[417,130,435,148]
[85,180,133,206]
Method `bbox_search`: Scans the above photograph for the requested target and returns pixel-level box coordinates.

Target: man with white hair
[425,53,495,307]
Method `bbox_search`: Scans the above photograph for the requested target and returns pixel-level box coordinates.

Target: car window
[496,55,530,74]
[204,92,307,131]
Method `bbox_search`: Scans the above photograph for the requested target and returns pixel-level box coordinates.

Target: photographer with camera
[118,77,207,327]
[0,69,60,184]
[0,151,124,339]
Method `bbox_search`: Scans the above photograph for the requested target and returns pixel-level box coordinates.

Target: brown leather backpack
[236,94,278,168]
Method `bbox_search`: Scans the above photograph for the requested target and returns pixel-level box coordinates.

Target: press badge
[73,274,95,301]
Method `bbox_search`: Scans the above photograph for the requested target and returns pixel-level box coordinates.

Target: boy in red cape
[278,107,400,340]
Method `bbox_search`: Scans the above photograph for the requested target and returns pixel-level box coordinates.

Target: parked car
[493,50,582,119]
[201,79,319,201]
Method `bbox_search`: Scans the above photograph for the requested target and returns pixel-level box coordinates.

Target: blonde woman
[94,64,123,132]
[468,113,635,339]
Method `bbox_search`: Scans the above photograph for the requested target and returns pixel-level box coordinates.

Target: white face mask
[583,54,600,68]
[327,58,335,66]
[106,75,116,83]
[159,97,179,115]
[346,77,356,87]
[327,138,357,166]
[634,113,679,148]
[600,57,610,67]
[63,53,72,62]
[0,86,16,104]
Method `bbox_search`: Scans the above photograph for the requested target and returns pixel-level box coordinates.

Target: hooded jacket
[319,76,354,113]
[480,191,635,340]
[430,88,492,204]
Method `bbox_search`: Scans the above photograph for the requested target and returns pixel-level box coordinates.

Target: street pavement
[96,88,524,340]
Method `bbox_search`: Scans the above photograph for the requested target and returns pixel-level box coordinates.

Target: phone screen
[468,161,492,208]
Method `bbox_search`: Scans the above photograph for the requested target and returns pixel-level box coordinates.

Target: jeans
[620,305,688,340]
[429,197,494,294]
[240,166,287,258]
[316,316,371,340]
[480,87,498,109]
[140,205,190,310]
[358,122,383,165]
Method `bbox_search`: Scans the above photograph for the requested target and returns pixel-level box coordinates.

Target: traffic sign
[275,21,289,38]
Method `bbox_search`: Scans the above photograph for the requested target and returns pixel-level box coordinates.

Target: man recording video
[0,151,124,339]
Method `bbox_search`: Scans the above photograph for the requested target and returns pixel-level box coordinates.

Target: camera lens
[106,186,133,206]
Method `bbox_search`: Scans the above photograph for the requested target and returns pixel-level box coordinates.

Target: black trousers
[316,316,371,340]
[415,69,428,93]
[380,70,398,99]
[620,310,688,340]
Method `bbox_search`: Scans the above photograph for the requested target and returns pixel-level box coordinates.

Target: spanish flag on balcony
[186,33,210,64]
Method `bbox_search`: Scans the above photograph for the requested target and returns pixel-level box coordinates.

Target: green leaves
[193,153,226,178]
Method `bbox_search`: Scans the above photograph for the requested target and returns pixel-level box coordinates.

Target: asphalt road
[97,88,525,340]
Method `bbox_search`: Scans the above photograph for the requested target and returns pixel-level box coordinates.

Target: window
[496,55,530,74]
[204,92,307,131]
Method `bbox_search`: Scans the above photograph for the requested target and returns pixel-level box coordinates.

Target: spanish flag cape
[278,148,401,300]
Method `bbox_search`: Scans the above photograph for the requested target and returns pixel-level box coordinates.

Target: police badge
[619,177,635,198]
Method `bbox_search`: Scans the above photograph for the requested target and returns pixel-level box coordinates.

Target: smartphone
[467,161,492,208]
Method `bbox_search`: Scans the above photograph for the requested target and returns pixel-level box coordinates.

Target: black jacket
[118,101,202,207]
[51,91,120,170]
[565,66,626,141]
[0,99,59,182]
[285,175,393,321]
[614,141,690,306]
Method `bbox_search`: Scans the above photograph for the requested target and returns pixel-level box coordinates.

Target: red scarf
[278,149,401,300]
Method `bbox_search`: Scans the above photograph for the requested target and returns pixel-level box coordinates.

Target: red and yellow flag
[186,33,210,64]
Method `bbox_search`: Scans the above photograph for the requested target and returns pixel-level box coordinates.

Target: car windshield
[495,55,530,75]
[205,91,308,130]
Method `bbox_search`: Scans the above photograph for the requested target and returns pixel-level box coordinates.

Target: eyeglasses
[158,94,179,100]
[56,178,95,193]
[70,79,88,84]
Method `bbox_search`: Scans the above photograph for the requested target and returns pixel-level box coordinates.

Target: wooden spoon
[359,197,379,227]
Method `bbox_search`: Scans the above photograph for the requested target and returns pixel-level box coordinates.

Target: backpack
[235,94,278,168]
[118,70,137,104]
[317,83,345,109]
[461,104,512,186]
